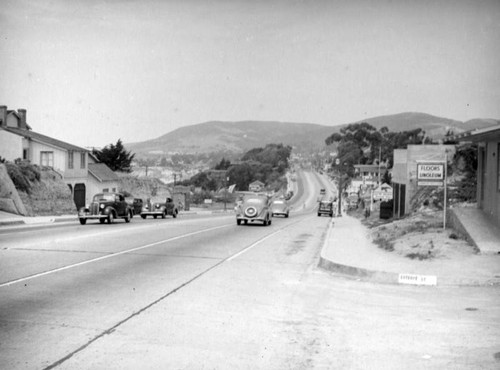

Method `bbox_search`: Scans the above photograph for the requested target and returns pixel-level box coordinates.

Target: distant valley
[125,112,499,158]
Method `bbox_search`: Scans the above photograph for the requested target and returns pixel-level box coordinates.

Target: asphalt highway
[1,170,499,369]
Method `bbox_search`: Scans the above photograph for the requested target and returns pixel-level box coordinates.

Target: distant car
[317,201,333,217]
[141,197,179,219]
[320,188,326,195]
[78,193,133,225]
[235,194,272,226]
[132,198,143,215]
[270,199,290,218]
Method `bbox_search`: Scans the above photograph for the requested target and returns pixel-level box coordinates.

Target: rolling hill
[125,112,499,157]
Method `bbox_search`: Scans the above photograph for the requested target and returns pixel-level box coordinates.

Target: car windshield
[93,194,115,202]
[244,197,266,205]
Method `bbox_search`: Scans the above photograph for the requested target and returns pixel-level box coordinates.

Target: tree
[214,158,231,170]
[92,139,135,172]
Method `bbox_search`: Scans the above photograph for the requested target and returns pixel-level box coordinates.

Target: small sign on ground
[398,273,437,286]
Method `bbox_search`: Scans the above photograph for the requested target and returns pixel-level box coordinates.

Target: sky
[1,0,499,148]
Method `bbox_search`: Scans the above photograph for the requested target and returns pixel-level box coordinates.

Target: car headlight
[100,204,105,209]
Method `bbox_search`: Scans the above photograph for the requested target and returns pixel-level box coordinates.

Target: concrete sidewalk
[319,214,500,287]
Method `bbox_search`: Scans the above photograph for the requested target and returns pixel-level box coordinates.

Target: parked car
[317,200,334,217]
[270,198,290,218]
[78,193,133,225]
[235,194,272,226]
[132,198,143,215]
[141,197,179,219]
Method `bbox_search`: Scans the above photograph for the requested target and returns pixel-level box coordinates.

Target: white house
[0,105,120,209]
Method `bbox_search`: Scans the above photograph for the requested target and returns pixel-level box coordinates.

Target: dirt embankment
[19,168,75,216]
[351,202,477,261]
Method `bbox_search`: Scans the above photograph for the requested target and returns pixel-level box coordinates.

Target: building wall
[86,178,120,204]
[63,151,89,179]
[479,141,500,227]
[0,130,23,160]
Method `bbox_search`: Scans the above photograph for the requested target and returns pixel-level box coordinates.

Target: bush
[5,162,41,194]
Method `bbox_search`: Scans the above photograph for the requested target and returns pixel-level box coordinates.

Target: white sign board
[398,273,437,286]
[417,163,445,186]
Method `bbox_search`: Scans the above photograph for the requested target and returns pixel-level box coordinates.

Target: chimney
[0,105,6,128]
[17,108,27,129]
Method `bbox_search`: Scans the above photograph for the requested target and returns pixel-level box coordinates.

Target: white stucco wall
[0,130,23,161]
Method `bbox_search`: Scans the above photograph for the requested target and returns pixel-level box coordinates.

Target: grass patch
[406,251,434,260]
[373,236,394,252]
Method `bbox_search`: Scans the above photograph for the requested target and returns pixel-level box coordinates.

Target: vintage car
[141,197,179,219]
[235,194,272,226]
[270,198,290,218]
[78,193,133,225]
[131,198,143,215]
[317,200,334,217]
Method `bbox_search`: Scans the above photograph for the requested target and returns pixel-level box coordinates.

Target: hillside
[125,113,499,156]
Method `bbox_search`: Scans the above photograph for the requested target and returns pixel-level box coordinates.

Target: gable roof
[3,126,87,152]
[249,180,264,186]
[88,163,120,182]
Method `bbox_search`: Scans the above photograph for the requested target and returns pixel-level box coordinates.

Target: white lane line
[0,224,232,288]
[227,228,284,262]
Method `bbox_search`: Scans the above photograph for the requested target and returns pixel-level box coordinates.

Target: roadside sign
[398,273,437,286]
[417,162,445,186]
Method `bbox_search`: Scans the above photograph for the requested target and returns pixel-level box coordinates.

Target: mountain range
[125,112,499,157]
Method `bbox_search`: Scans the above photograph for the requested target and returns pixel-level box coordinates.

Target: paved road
[1,171,499,369]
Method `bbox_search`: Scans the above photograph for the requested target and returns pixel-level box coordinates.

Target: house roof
[250,180,264,186]
[6,110,32,130]
[454,125,500,143]
[3,126,88,152]
[354,164,387,171]
[88,163,120,182]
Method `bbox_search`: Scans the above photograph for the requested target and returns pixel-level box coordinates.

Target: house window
[40,151,54,167]
[23,149,28,160]
[103,188,109,193]
[68,151,74,169]
[81,152,86,169]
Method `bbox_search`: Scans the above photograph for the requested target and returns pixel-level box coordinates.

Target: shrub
[6,163,32,193]
[5,162,41,194]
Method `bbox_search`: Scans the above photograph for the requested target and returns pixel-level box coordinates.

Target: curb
[318,255,500,287]
[0,210,233,228]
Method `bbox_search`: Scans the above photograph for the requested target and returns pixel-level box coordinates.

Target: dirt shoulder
[350,205,478,262]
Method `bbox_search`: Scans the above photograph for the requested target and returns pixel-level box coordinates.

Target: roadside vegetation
[3,160,74,216]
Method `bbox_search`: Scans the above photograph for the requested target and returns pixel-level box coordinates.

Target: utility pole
[378,146,381,185]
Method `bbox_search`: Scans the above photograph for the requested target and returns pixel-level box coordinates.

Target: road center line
[0,223,232,288]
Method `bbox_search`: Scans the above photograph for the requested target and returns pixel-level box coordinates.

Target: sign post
[416,160,447,229]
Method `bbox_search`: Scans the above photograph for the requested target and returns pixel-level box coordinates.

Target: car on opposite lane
[78,193,133,225]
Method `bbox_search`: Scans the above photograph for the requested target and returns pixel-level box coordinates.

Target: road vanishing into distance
[1,170,499,369]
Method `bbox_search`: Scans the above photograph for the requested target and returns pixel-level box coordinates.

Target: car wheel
[244,220,248,225]
[317,213,321,217]
[268,218,272,226]
[79,218,86,225]
[107,212,114,224]
[173,210,178,218]
[141,215,146,219]
[286,213,289,218]
[99,218,105,224]
[153,215,158,219]
[237,219,241,225]
[125,211,131,223]
[161,211,166,219]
